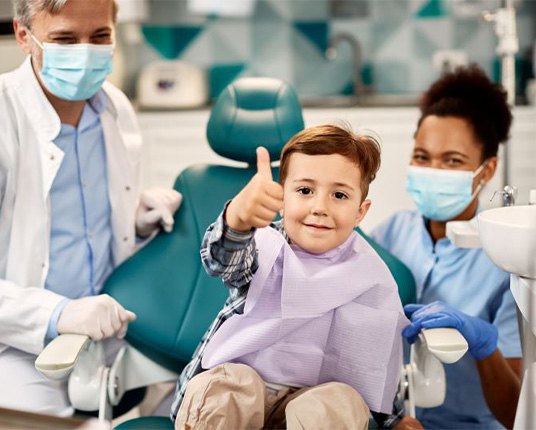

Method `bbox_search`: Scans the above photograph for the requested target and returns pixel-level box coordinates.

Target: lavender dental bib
[202,227,408,413]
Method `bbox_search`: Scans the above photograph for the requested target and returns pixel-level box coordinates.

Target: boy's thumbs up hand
[226,147,284,232]
[256,146,273,180]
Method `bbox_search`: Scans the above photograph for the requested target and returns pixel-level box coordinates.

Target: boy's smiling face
[281,153,370,254]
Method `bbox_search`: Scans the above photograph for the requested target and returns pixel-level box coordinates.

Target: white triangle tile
[249,22,294,81]
[180,28,213,66]
[262,0,293,20]
[414,20,453,51]
[208,20,251,62]
[375,23,414,61]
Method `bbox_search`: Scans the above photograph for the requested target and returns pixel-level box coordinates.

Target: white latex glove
[135,188,182,237]
[57,294,137,341]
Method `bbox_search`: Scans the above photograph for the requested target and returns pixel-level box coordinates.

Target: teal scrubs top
[370,210,521,430]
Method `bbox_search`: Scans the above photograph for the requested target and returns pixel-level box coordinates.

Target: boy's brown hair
[278,124,381,200]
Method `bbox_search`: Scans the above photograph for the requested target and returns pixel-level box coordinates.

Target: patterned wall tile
[250,20,294,82]
[141,25,204,59]
[292,25,351,96]
[209,64,246,98]
[293,21,329,53]
[255,0,287,20]
[370,0,411,21]
[129,0,535,100]
[415,0,446,18]
[207,20,251,63]
[373,60,411,93]
[288,0,329,20]
[373,22,413,62]
[413,19,453,58]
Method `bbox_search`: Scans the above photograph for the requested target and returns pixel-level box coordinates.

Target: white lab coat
[0,57,142,357]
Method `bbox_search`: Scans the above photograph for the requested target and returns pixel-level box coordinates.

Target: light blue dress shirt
[370,210,521,430]
[45,91,113,340]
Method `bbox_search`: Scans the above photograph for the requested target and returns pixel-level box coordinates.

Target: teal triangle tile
[293,22,329,54]
[142,25,203,59]
[416,0,445,18]
[209,64,246,99]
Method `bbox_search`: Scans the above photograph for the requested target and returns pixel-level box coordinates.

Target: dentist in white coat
[0,0,181,416]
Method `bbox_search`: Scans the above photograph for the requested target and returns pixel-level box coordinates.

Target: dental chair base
[35,334,179,422]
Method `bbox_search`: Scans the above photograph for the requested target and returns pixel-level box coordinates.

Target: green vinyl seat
[109,77,415,429]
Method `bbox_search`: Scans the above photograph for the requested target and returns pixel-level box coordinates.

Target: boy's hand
[226,147,284,232]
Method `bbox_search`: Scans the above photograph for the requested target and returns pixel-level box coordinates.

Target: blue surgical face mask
[405,163,487,221]
[29,32,113,101]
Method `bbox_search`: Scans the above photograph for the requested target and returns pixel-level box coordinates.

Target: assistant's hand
[57,295,137,341]
[393,416,425,430]
[225,147,284,231]
[403,301,498,360]
[136,188,182,237]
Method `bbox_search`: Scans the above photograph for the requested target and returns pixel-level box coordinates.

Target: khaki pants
[175,363,369,430]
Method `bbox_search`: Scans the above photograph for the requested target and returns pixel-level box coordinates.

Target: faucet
[326,32,363,97]
[490,185,518,206]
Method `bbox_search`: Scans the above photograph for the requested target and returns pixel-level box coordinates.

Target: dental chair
[35,77,467,429]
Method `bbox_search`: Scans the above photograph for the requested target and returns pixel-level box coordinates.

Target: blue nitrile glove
[402,301,498,360]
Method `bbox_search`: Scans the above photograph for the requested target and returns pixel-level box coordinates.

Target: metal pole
[501,0,517,187]
[482,0,518,187]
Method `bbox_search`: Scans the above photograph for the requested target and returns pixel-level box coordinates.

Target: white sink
[478,205,536,279]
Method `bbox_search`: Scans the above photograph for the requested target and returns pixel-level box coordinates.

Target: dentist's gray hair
[13,0,118,28]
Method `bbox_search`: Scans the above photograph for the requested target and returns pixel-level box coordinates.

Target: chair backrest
[104,77,416,374]
[104,77,305,371]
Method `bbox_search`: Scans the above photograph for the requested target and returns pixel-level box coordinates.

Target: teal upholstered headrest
[206,77,305,164]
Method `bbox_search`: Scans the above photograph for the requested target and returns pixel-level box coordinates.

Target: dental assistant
[370,65,521,429]
[0,0,181,415]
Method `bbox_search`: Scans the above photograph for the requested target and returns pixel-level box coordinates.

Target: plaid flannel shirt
[170,210,279,421]
[170,211,403,428]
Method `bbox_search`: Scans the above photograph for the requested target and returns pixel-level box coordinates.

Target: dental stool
[36,77,459,430]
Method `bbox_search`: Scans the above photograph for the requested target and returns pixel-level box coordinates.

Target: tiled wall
[121,0,536,100]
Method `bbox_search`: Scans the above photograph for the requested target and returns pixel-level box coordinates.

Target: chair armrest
[422,328,468,364]
[401,328,468,415]
[35,334,90,380]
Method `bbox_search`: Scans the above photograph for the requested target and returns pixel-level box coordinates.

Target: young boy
[171,124,408,430]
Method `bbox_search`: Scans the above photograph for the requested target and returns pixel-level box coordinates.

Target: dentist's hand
[57,295,137,341]
[226,147,284,232]
[136,188,182,237]
[403,301,498,360]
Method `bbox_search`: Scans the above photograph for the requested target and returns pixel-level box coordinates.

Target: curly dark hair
[417,64,512,160]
